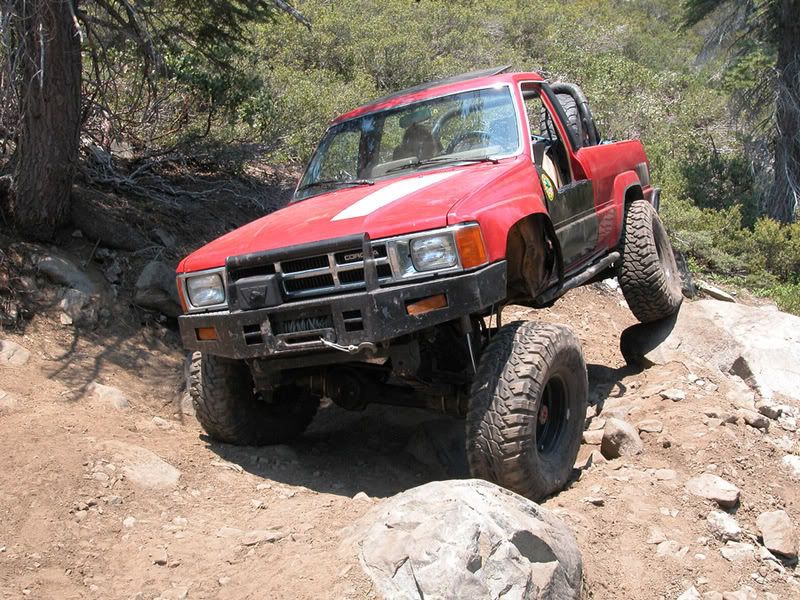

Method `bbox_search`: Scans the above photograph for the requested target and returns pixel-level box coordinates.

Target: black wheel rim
[536,376,568,455]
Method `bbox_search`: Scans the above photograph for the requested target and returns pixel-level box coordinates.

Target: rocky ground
[0,166,798,599]
[1,279,798,599]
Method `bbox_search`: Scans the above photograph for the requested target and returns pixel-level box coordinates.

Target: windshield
[295,86,520,200]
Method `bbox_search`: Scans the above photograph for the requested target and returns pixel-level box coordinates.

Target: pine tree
[684,0,800,223]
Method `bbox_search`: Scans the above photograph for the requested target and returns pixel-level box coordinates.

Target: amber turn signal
[455,226,488,269]
[195,326,218,341]
[406,294,448,316]
[176,280,189,313]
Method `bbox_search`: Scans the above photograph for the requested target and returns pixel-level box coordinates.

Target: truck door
[520,82,599,272]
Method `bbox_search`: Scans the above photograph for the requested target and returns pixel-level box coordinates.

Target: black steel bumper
[179,261,507,360]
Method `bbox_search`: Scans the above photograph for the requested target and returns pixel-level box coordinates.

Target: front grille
[228,243,393,301]
[227,241,393,302]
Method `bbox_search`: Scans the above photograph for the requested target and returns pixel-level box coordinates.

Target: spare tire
[541,93,580,142]
[618,200,683,323]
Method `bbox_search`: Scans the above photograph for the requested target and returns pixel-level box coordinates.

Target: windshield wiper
[298,178,374,191]
[386,155,500,174]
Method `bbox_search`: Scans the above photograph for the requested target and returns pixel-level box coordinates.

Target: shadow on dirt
[204,358,639,499]
[587,362,639,413]
[204,403,463,499]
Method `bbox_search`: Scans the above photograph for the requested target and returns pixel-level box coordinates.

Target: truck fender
[611,170,643,242]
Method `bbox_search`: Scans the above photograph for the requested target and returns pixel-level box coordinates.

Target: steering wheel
[446,130,492,154]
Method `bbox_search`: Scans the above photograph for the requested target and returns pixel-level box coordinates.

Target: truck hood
[179,160,516,273]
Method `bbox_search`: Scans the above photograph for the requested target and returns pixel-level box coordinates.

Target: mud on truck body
[177,67,682,500]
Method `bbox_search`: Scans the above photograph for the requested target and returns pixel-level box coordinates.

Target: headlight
[186,273,226,307]
[410,234,458,271]
[385,223,488,280]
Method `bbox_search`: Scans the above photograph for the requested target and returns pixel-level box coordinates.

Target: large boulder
[134,260,182,317]
[71,187,149,251]
[620,300,800,401]
[344,479,582,600]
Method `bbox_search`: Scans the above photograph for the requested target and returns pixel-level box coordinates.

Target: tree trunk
[11,0,82,240]
[768,0,800,223]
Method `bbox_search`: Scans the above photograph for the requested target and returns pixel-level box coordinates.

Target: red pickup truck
[177,67,682,500]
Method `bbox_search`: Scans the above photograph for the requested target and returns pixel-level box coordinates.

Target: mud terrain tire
[619,199,683,323]
[466,321,588,501]
[189,352,317,445]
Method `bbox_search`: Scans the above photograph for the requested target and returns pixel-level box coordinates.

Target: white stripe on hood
[332,170,460,221]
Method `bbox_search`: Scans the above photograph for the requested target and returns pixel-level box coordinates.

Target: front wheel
[189,352,318,445]
[466,321,588,501]
[618,199,683,323]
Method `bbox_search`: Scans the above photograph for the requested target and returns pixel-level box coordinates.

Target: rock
[353,492,371,502]
[152,416,173,430]
[134,260,182,318]
[153,548,168,566]
[703,407,737,423]
[70,187,148,251]
[646,527,667,544]
[756,510,797,559]
[153,228,177,249]
[655,540,685,558]
[674,250,697,298]
[240,529,286,546]
[157,586,188,600]
[583,496,605,506]
[216,527,244,538]
[660,388,686,402]
[344,479,582,600]
[703,592,723,600]
[721,586,757,600]
[697,280,736,303]
[719,541,754,562]
[122,516,136,528]
[0,339,31,367]
[685,474,740,508]
[0,389,18,411]
[783,455,800,479]
[582,429,604,445]
[653,468,676,481]
[737,409,769,431]
[36,249,103,296]
[707,511,742,542]
[636,419,663,433]
[619,300,800,402]
[600,418,643,459]
[677,586,701,600]
[59,288,97,326]
[99,441,181,489]
[576,450,606,471]
[87,382,130,410]
[404,418,469,478]
[757,403,782,420]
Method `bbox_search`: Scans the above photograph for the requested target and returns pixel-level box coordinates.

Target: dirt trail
[0,286,798,599]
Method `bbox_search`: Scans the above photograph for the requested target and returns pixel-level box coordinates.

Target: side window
[317,130,360,180]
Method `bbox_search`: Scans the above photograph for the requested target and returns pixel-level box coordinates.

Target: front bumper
[178,261,507,360]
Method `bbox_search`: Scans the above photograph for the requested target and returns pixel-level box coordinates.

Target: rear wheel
[466,321,588,501]
[619,200,683,323]
[189,352,318,445]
